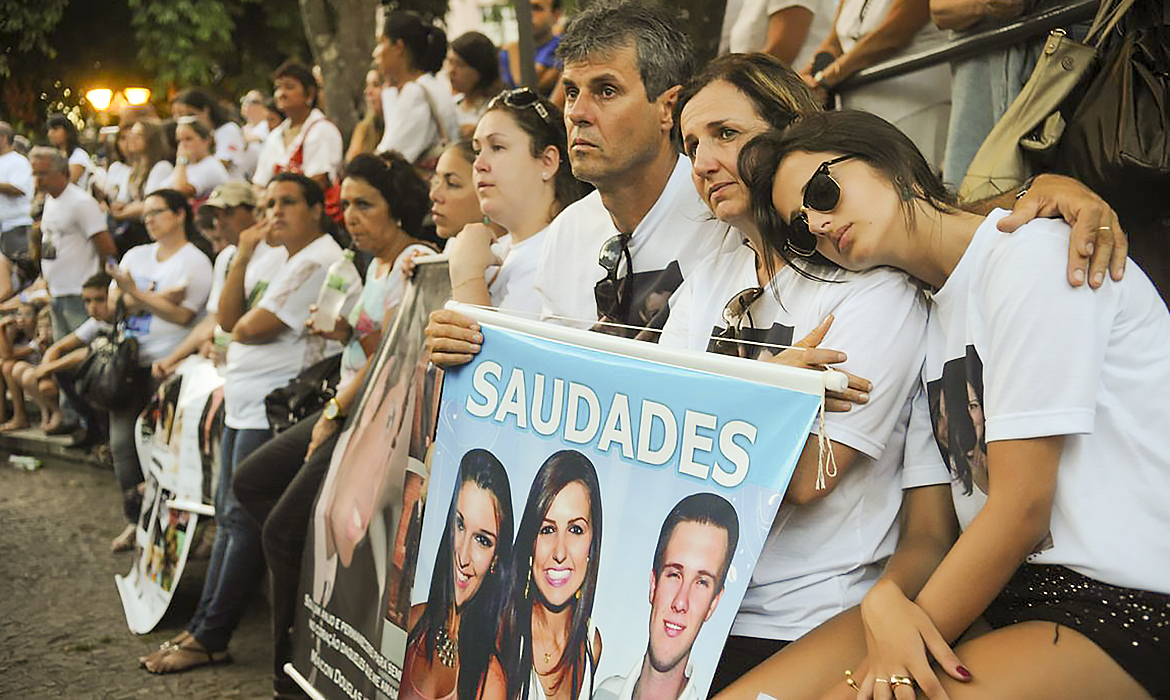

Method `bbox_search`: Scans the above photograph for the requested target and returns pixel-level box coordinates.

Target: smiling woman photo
[504,450,603,700]
[402,449,514,700]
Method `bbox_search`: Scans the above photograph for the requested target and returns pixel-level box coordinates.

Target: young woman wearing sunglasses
[444,88,585,315]
[743,109,1169,700]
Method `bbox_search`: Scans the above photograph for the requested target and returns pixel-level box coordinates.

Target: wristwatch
[323,397,346,422]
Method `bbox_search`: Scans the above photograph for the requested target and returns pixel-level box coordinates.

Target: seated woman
[345,69,386,163]
[428,141,485,240]
[401,448,513,700]
[445,87,585,315]
[0,302,51,430]
[744,109,1170,700]
[163,117,232,203]
[171,88,248,180]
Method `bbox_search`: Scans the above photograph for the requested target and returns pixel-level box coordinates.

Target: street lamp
[124,87,152,106]
[85,88,114,111]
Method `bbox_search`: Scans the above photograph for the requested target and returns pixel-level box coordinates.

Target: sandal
[139,631,193,666]
[144,641,233,674]
[111,523,137,553]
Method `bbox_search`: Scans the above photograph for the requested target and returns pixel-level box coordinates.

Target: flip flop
[138,634,191,666]
[144,643,233,674]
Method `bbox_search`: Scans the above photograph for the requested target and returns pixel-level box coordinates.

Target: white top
[660,242,938,640]
[535,155,733,338]
[253,109,344,188]
[0,150,34,230]
[214,121,248,180]
[161,155,231,199]
[206,244,236,316]
[376,73,460,163]
[40,183,107,295]
[729,0,836,72]
[68,147,94,193]
[105,161,133,204]
[223,234,345,429]
[489,228,547,316]
[241,120,269,180]
[925,210,1170,595]
[143,160,175,197]
[74,316,113,344]
[119,242,214,365]
[594,658,699,700]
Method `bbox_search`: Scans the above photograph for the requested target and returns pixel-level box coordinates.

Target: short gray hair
[29,146,69,174]
[557,0,694,102]
[0,122,13,144]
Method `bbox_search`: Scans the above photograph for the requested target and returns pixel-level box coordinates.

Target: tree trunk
[662,0,727,66]
[298,0,380,143]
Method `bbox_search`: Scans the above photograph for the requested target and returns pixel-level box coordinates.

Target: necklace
[435,626,458,668]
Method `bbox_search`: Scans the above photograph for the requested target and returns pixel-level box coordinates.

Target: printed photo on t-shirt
[592,261,683,343]
[707,322,794,361]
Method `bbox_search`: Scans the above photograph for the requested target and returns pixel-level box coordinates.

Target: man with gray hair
[30,146,117,341]
[0,121,35,300]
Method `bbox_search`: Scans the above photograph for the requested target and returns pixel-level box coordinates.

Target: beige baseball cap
[204,181,257,209]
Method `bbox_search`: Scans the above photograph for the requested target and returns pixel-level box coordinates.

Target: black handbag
[74,298,143,411]
[1052,0,1170,224]
[263,352,342,433]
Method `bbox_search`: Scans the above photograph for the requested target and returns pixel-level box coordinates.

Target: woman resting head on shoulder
[740,110,1170,700]
[505,450,603,700]
[403,449,514,700]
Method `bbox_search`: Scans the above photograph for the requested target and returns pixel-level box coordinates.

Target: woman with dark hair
[401,448,514,700]
[429,141,484,240]
[105,187,215,551]
[253,60,343,194]
[46,113,94,191]
[172,88,248,179]
[743,108,1170,700]
[504,449,603,700]
[231,154,436,696]
[109,118,175,253]
[447,32,505,139]
[161,117,231,201]
[373,11,459,165]
[445,88,585,316]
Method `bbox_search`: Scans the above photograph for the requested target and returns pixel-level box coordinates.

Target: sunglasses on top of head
[785,154,854,258]
[488,87,551,123]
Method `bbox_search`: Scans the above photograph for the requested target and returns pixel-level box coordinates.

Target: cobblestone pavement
[0,454,274,699]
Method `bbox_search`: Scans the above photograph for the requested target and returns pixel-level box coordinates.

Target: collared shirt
[593,657,698,700]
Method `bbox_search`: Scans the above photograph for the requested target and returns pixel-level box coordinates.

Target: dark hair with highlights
[504,450,603,700]
[557,0,693,102]
[740,110,959,275]
[408,449,514,700]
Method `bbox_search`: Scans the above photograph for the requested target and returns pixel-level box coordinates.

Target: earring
[899,184,914,201]
[541,172,551,182]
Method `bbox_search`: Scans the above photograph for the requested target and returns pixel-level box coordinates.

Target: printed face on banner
[408,323,821,699]
[453,483,503,607]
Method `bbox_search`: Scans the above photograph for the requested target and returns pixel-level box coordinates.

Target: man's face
[82,288,112,323]
[212,205,254,245]
[530,0,560,42]
[31,158,68,198]
[561,44,675,189]
[647,521,728,674]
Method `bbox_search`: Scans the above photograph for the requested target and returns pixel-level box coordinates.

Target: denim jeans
[187,426,273,652]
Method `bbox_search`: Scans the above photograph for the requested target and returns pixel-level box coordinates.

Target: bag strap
[1086,0,1137,47]
[417,82,451,152]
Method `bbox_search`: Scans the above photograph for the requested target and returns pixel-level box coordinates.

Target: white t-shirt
[74,316,113,344]
[206,244,236,316]
[161,155,231,199]
[0,150,34,230]
[105,161,133,204]
[253,109,344,188]
[214,121,248,180]
[729,0,836,72]
[241,121,269,180]
[144,160,175,196]
[661,242,937,640]
[68,148,94,193]
[925,210,1170,595]
[376,73,460,163]
[488,228,547,316]
[223,234,345,429]
[40,183,108,295]
[119,242,214,365]
[535,155,733,340]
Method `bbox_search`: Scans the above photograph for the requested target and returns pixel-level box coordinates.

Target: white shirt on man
[535,154,733,337]
[39,183,107,296]
[118,242,214,365]
[594,658,699,700]
[252,109,343,188]
[376,73,459,163]
[0,150,33,230]
[223,234,345,429]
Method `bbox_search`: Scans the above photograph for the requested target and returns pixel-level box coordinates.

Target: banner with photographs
[290,258,450,700]
[116,357,225,633]
[405,307,826,700]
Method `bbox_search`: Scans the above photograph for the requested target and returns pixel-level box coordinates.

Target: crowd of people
[0,0,1166,698]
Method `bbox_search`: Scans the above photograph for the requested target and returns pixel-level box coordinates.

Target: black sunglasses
[594,233,633,322]
[786,154,854,258]
[710,286,765,359]
[488,87,551,122]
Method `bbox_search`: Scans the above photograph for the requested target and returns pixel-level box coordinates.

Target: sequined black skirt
[984,564,1170,698]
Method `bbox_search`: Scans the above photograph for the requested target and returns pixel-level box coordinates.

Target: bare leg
[0,360,29,430]
[33,376,60,431]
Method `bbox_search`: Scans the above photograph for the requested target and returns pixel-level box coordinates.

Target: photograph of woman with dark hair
[402,448,514,700]
[503,450,603,700]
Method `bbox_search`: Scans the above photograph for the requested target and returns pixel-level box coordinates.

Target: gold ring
[875,678,890,684]
[844,669,860,691]
[890,675,915,688]
[1098,226,1112,231]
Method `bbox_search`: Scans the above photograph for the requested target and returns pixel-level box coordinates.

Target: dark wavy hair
[740,110,960,277]
[173,88,234,128]
[384,11,447,74]
[504,450,603,700]
[343,152,431,239]
[46,113,82,155]
[451,31,502,96]
[483,93,588,215]
[409,449,514,700]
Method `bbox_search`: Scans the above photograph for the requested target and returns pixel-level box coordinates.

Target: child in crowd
[0,303,52,431]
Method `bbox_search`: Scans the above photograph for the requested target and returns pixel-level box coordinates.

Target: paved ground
[0,452,274,699]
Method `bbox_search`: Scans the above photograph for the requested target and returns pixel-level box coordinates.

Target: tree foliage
[0,0,70,77]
